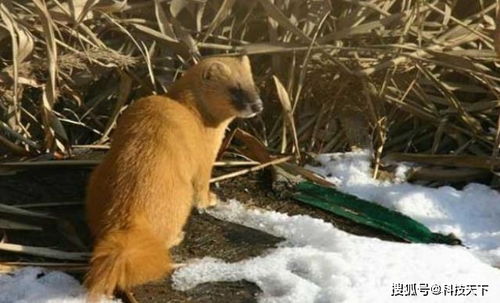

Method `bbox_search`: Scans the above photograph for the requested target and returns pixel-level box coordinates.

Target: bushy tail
[84,227,172,300]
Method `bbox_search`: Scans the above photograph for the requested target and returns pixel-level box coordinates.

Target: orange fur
[84,55,262,299]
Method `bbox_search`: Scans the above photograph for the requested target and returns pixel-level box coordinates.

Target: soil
[0,164,401,302]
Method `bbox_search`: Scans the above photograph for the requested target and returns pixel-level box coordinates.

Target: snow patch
[307,151,500,265]
[173,200,500,303]
[0,267,119,303]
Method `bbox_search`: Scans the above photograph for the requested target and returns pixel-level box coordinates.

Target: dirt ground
[0,165,400,302]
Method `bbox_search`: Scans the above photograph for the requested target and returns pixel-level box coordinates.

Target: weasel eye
[228,87,248,111]
[229,87,244,99]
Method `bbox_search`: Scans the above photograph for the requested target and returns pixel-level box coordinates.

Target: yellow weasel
[84,56,263,299]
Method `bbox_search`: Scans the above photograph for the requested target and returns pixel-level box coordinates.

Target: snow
[172,151,500,302]
[306,151,500,266]
[173,200,500,303]
[0,267,118,303]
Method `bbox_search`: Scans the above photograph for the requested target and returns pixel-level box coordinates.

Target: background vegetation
[0,0,499,182]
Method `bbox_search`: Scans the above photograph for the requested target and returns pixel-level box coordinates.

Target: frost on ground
[0,267,119,303]
[306,151,500,266]
[173,151,500,303]
[173,200,500,303]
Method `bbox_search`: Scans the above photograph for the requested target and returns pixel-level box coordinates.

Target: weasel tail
[84,226,171,298]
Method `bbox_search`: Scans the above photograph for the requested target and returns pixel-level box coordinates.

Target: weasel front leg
[193,167,219,210]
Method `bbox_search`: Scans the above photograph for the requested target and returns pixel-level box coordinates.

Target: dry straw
[0,0,498,176]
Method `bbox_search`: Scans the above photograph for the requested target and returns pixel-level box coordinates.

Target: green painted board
[293,181,461,245]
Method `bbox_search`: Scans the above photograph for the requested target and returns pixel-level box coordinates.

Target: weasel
[84,55,262,299]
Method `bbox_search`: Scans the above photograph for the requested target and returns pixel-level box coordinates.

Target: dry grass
[0,0,499,174]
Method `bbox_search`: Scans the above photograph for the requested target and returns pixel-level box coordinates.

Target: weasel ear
[203,61,231,81]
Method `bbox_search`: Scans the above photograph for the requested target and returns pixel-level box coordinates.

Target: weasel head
[194,55,263,121]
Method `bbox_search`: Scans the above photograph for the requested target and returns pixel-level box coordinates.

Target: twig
[0,134,29,156]
[0,159,257,168]
[0,203,55,219]
[408,166,489,182]
[0,242,89,261]
[214,160,259,167]
[383,153,500,170]
[71,144,110,150]
[0,159,100,167]
[17,201,82,208]
[0,262,88,273]
[0,219,42,231]
[0,122,40,149]
[210,156,292,183]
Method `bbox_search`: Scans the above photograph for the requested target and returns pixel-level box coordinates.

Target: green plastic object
[293,181,461,245]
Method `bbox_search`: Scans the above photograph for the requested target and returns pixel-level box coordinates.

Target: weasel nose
[251,98,264,113]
